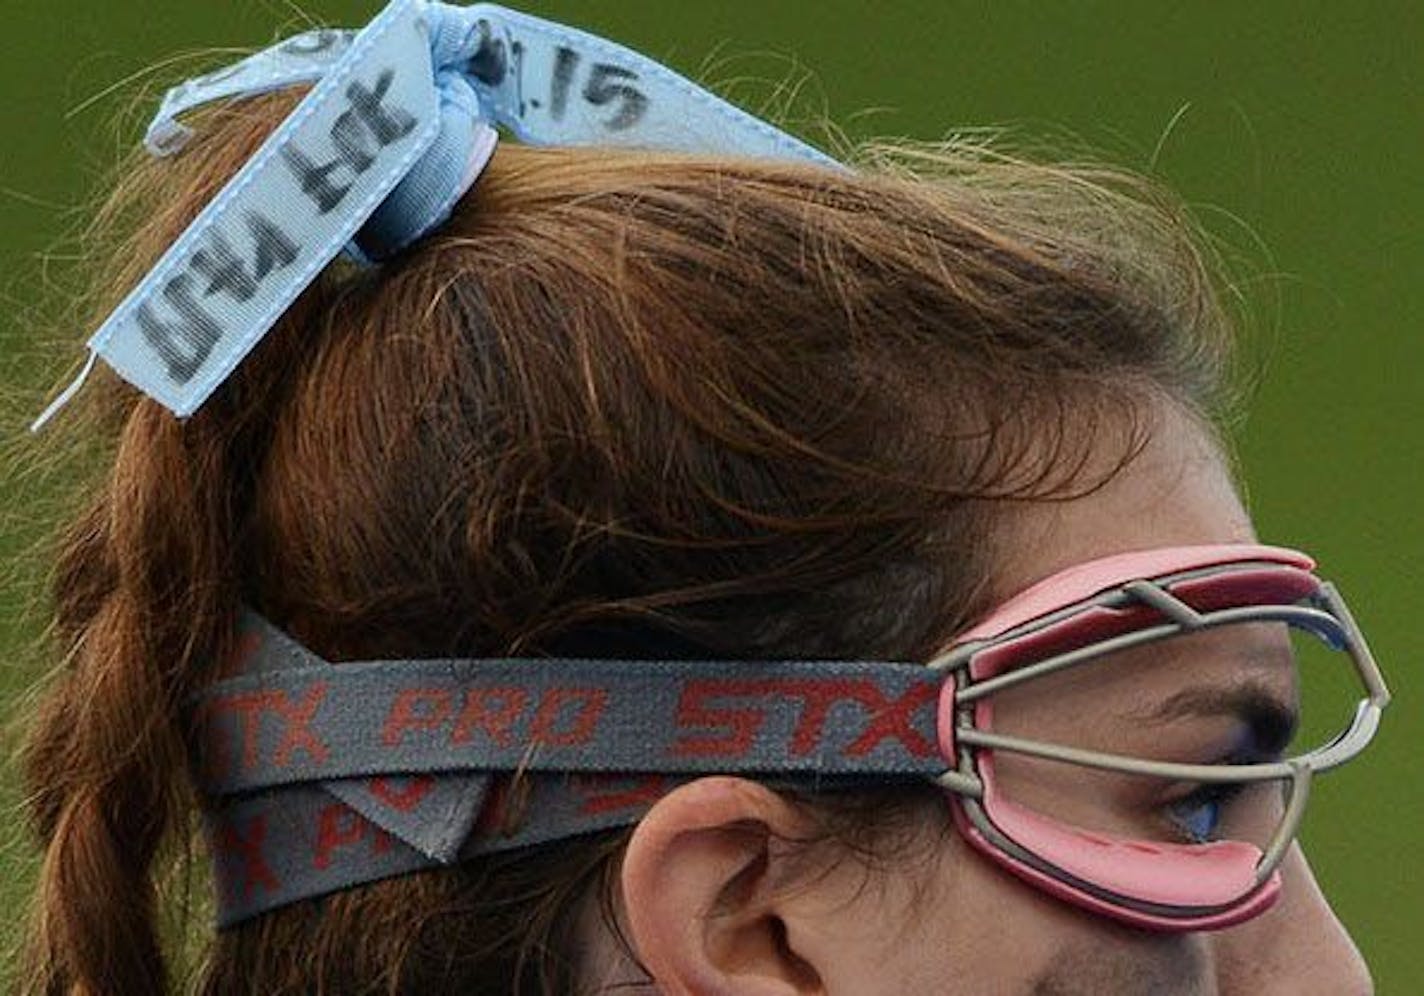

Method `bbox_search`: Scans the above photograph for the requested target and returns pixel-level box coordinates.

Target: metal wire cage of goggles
[926,543,1390,931]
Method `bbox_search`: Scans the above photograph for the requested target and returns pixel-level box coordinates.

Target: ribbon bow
[33,0,838,429]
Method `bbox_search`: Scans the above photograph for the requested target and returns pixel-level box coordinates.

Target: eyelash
[1161,736,1291,845]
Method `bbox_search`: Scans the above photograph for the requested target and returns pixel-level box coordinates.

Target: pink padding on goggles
[948,795,1283,931]
[936,673,957,761]
[955,543,1315,646]
[982,788,1261,908]
[964,556,1320,684]
[1169,566,1318,614]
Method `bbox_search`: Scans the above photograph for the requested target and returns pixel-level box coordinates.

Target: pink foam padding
[983,791,1261,907]
[963,557,1319,685]
[954,544,1314,647]
[1169,566,1318,613]
[971,603,1157,682]
[936,672,957,760]
[974,750,1263,907]
[948,794,1283,932]
[967,563,1321,682]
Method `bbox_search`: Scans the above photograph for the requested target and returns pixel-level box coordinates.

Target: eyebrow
[1138,681,1299,757]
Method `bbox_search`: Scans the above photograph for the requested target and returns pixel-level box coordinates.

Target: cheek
[885,827,1070,990]
[900,828,1214,994]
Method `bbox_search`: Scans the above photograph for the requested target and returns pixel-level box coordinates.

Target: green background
[2,0,1418,989]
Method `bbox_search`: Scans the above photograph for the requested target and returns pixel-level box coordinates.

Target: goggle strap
[205,771,670,926]
[194,611,943,925]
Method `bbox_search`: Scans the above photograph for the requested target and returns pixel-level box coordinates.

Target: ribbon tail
[30,350,99,432]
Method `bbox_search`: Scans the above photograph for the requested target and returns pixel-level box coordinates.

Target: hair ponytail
[18,92,321,994]
[25,417,224,993]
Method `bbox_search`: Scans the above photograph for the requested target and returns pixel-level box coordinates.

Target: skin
[586,402,1373,995]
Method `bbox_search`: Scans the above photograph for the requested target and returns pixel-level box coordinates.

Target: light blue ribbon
[33,0,839,429]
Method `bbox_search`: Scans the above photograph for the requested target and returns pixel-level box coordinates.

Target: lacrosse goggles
[192,542,1388,930]
[926,542,1389,930]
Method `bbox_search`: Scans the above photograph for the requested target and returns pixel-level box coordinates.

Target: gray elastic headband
[196,613,944,925]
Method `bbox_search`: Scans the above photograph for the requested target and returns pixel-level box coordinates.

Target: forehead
[988,403,1254,604]
[985,619,1300,766]
[991,621,1299,719]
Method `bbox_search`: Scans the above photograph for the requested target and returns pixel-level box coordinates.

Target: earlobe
[619,777,825,996]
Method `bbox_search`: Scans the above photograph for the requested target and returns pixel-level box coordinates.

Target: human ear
[619,777,825,996]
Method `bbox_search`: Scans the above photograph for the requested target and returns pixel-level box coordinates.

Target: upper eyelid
[1150,748,1279,807]
[1131,681,1299,755]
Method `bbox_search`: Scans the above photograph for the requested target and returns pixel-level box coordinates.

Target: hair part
[16,87,1238,995]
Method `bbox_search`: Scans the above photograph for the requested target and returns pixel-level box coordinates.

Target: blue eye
[1170,795,1222,843]
[1167,784,1243,844]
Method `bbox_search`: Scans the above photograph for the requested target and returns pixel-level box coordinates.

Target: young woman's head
[18,78,1374,995]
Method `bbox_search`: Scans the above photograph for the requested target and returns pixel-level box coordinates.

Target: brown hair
[16,89,1236,995]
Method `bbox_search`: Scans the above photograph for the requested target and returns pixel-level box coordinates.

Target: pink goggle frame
[926,543,1391,931]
